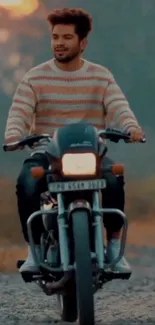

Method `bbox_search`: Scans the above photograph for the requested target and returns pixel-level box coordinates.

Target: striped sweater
[4,58,141,153]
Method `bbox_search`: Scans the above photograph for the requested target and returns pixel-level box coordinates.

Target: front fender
[67,200,91,219]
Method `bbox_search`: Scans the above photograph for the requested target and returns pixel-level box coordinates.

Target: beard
[54,47,81,63]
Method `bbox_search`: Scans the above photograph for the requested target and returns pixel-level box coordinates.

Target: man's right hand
[3,135,25,151]
[3,143,24,151]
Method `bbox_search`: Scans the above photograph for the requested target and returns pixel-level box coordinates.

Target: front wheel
[72,209,95,325]
[58,289,77,322]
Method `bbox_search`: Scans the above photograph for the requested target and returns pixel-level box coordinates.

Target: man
[4,8,144,275]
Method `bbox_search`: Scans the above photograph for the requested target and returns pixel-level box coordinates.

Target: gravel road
[1,244,155,325]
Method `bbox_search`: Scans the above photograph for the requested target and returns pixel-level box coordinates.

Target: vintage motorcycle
[3,123,145,325]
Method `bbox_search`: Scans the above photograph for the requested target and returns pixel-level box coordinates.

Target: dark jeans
[16,153,125,244]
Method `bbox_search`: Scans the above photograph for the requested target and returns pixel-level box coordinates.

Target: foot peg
[103,269,132,280]
[21,271,42,283]
[17,260,25,269]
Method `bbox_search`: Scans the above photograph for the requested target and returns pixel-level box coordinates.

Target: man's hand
[3,143,24,151]
[129,129,145,143]
[8,145,24,151]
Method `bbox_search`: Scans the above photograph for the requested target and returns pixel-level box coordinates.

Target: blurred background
[0,0,155,266]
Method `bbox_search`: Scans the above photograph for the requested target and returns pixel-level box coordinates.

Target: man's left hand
[129,129,145,142]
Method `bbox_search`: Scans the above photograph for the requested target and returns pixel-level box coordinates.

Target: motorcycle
[3,122,145,325]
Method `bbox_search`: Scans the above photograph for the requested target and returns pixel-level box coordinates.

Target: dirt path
[1,222,155,324]
[1,245,155,325]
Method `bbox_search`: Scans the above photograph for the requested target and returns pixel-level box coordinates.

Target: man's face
[51,24,86,63]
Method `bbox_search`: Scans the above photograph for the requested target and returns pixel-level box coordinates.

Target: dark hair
[47,8,93,40]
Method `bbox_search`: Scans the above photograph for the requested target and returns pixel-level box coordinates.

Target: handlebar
[3,128,146,152]
[98,128,146,143]
[3,134,52,152]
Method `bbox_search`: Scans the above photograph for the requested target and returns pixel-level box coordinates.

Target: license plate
[48,179,106,193]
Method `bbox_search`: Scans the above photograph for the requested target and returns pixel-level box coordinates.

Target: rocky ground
[1,222,155,324]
